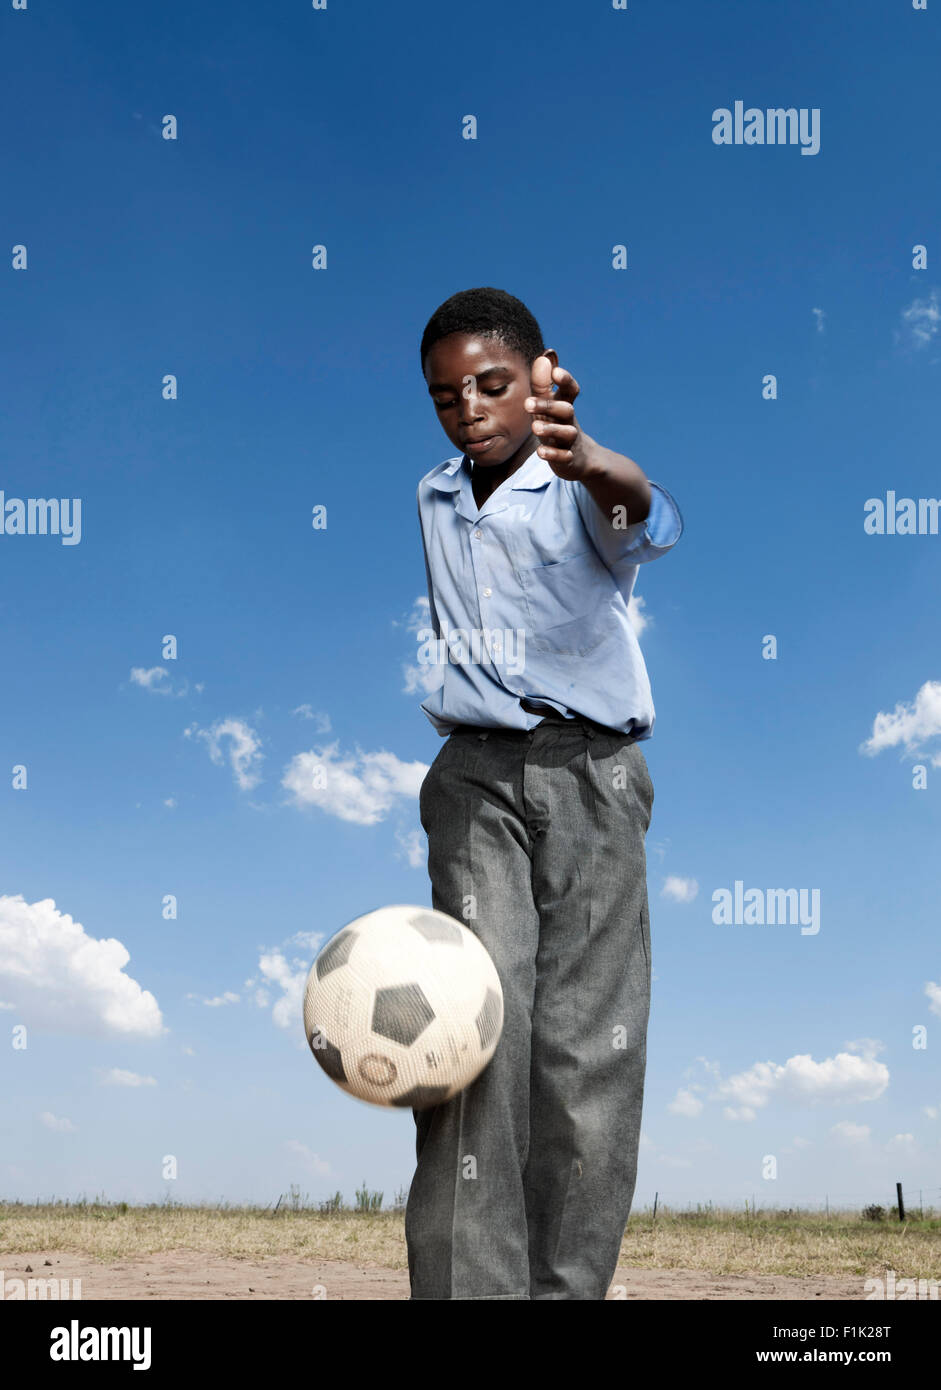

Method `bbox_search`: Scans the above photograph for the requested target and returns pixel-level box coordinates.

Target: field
[2,1199,939,1300]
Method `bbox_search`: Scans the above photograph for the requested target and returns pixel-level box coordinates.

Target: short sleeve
[417,485,442,639]
[570,478,684,567]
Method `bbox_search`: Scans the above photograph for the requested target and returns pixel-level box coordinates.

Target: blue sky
[2,0,940,1214]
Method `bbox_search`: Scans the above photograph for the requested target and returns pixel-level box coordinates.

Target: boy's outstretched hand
[526,352,653,527]
[525,354,589,481]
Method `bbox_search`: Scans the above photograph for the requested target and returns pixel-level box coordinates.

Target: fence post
[896,1182,905,1221]
[652,1191,658,1220]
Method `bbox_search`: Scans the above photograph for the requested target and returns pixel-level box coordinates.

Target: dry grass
[0,1202,406,1266]
[1,1200,938,1279]
[620,1205,941,1279]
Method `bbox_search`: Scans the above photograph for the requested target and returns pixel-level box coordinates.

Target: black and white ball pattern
[303,905,504,1109]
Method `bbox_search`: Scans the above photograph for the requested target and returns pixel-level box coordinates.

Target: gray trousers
[407,713,654,1300]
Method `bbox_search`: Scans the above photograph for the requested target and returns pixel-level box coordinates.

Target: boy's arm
[525,356,683,565]
[570,434,652,528]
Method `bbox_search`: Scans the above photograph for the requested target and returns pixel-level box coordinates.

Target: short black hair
[420,287,545,374]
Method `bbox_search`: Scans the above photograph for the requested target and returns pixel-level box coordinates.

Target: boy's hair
[420,287,545,373]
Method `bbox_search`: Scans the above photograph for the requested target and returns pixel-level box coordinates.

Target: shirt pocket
[516,547,612,657]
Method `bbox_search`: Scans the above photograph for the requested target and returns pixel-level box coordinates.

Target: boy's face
[424,333,556,469]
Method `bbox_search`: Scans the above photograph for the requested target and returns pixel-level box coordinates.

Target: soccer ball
[303,904,504,1110]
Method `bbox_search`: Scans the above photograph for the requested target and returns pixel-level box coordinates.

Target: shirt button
[482,587,492,597]
[473,529,483,539]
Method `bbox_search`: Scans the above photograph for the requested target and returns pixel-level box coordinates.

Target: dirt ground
[4,1250,869,1300]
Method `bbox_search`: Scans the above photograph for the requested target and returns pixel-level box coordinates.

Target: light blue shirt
[416,451,683,739]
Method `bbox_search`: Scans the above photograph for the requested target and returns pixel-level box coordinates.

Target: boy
[408,287,683,1300]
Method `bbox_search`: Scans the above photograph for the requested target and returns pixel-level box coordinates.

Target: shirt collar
[426,451,555,494]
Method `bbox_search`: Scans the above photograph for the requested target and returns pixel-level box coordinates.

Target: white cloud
[403,660,444,697]
[886,1133,916,1152]
[282,741,428,825]
[402,597,445,696]
[792,1137,813,1149]
[130,667,191,698]
[812,307,826,334]
[713,1051,889,1119]
[662,876,698,904]
[130,666,171,692]
[285,930,323,952]
[0,894,163,1039]
[897,289,940,350]
[668,1087,704,1117]
[285,1139,332,1177]
[256,949,309,1031]
[830,1121,870,1145]
[925,982,941,1018]
[185,718,264,790]
[186,991,240,1008]
[627,594,648,637]
[99,1068,157,1087]
[843,1038,886,1059]
[249,928,327,1032]
[292,706,331,732]
[163,798,177,809]
[40,1112,77,1133]
[859,680,941,765]
[396,828,425,868]
[922,1105,938,1120]
[397,597,432,635]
